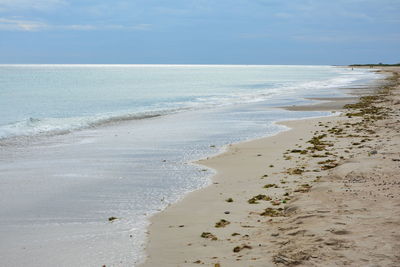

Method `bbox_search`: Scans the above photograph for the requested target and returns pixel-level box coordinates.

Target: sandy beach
[1,65,376,267]
[141,67,400,267]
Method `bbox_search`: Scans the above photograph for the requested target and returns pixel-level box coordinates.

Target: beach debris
[264,183,278,189]
[201,232,218,240]
[248,194,271,204]
[108,216,118,222]
[321,163,339,170]
[269,164,274,168]
[231,232,240,236]
[294,184,312,193]
[287,168,304,175]
[290,149,307,154]
[328,127,344,135]
[317,160,339,170]
[370,150,378,155]
[318,159,339,170]
[224,211,230,214]
[261,174,269,179]
[193,260,202,264]
[260,208,284,217]
[271,200,281,206]
[226,198,234,202]
[215,219,230,228]
[233,245,252,253]
[311,154,328,158]
[307,134,332,151]
[214,263,221,267]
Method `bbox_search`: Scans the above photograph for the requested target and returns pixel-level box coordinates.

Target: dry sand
[140,67,400,267]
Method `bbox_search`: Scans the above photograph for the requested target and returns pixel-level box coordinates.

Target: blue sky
[0,0,399,64]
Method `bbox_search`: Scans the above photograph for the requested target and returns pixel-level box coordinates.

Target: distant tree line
[350,62,400,67]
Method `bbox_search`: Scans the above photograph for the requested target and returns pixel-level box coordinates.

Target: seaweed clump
[215,219,230,228]
[307,134,332,152]
[233,245,252,253]
[108,216,118,222]
[287,168,304,175]
[248,194,272,204]
[294,184,312,193]
[260,208,284,217]
[201,232,218,240]
[264,183,279,189]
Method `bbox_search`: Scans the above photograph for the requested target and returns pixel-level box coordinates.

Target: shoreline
[140,67,400,266]
[141,116,341,267]
[1,66,378,267]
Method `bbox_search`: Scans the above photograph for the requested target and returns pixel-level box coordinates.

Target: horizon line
[0,63,345,67]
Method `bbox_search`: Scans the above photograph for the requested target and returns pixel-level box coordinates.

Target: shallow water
[0,65,377,139]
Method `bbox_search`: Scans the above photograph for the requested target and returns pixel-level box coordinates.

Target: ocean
[0,65,380,266]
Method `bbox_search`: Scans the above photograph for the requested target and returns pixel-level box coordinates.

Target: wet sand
[141,67,400,266]
[281,96,359,111]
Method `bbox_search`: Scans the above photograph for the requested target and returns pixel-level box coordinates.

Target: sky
[0,0,399,64]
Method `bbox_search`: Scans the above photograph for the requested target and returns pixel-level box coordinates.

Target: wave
[0,111,174,140]
[0,68,381,141]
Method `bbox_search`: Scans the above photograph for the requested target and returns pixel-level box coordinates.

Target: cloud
[0,0,66,11]
[61,24,97,31]
[0,18,48,31]
[60,23,152,31]
[101,24,152,31]
[0,17,151,31]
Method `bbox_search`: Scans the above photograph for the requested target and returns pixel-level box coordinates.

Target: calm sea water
[0,65,377,139]
[0,65,379,266]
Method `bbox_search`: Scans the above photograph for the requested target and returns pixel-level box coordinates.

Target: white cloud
[61,24,97,31]
[60,23,152,31]
[0,0,66,11]
[0,17,152,31]
[0,18,48,31]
